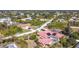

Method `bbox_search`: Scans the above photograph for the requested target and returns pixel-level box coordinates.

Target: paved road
[76,40,79,42]
[70,26,79,28]
[1,18,53,40]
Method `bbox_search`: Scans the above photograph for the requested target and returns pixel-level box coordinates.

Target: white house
[72,16,77,20]
[21,17,32,21]
[40,19,48,21]
[0,17,11,22]
[0,17,14,26]
[57,19,65,22]
[69,16,78,22]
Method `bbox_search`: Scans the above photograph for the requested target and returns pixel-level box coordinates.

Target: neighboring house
[17,23,32,30]
[57,19,65,22]
[69,18,74,22]
[40,19,48,21]
[0,17,13,26]
[0,17,11,22]
[72,16,77,20]
[21,17,32,21]
[5,43,18,48]
[26,40,37,48]
[37,30,64,45]
[69,16,78,22]
[69,16,79,27]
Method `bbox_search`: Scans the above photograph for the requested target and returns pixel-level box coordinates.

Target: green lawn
[48,21,67,29]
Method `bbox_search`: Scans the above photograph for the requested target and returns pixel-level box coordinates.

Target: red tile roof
[38,38,52,45]
[38,30,64,45]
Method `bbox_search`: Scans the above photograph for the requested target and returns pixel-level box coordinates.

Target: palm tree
[64,21,72,36]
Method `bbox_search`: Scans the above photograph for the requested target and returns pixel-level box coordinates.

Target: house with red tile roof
[37,30,64,45]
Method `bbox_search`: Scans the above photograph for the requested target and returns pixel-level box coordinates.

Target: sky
[0,0,79,10]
